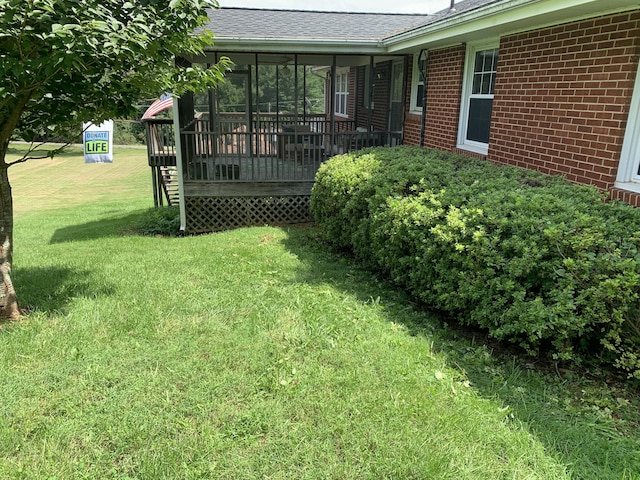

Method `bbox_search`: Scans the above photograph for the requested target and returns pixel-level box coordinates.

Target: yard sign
[83,121,114,163]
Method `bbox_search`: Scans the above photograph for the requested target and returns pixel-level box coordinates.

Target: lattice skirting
[185,195,313,233]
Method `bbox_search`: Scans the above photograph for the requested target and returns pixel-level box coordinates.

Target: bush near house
[311,146,640,378]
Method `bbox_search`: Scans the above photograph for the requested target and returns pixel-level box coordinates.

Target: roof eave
[385,0,640,53]
[204,37,388,55]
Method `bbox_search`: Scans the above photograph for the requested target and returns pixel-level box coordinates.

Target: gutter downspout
[418,49,428,147]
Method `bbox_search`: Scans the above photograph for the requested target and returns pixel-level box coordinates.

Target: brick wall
[346,67,356,120]
[424,45,466,150]
[403,46,465,148]
[403,58,422,145]
[490,11,640,192]
[371,61,392,131]
[355,65,368,125]
[354,63,392,131]
[611,187,640,206]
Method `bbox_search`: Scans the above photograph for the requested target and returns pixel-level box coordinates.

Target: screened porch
[149,52,408,232]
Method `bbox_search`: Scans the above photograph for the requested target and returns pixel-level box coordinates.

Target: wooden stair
[160,166,180,206]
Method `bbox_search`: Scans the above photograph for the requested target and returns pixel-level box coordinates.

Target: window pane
[415,84,424,109]
[335,71,349,115]
[472,74,480,94]
[474,52,484,73]
[466,98,493,143]
[489,49,498,71]
[482,73,493,94]
[472,49,498,95]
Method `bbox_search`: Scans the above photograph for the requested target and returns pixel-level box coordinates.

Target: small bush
[311,146,640,378]
[134,206,180,237]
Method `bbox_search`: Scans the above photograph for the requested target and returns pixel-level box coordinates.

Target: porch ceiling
[191,52,405,68]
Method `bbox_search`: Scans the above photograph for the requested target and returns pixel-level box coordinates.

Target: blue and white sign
[83,121,114,163]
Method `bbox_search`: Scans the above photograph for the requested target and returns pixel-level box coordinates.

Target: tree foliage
[0,0,230,318]
[0,0,231,149]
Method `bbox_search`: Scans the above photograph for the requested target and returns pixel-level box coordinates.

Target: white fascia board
[385,0,640,53]
[207,38,387,56]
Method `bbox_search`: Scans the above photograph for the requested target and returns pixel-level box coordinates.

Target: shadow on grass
[50,210,148,244]
[282,225,640,480]
[14,266,116,316]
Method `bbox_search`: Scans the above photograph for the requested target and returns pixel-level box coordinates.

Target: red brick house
[149,0,640,232]
[395,0,640,206]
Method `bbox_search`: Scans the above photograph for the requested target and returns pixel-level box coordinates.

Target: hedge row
[311,146,640,378]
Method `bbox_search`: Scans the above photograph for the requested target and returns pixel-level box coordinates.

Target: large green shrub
[311,146,640,378]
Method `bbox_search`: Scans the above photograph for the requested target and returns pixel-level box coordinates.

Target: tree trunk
[0,139,20,319]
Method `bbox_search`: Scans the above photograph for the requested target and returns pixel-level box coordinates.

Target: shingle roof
[198,0,634,55]
[200,0,501,43]
[201,8,432,42]
[413,0,502,29]
[377,0,501,41]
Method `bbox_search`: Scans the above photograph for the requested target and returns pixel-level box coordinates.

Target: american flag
[141,93,173,120]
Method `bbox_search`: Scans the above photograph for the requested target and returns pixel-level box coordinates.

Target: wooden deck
[144,117,402,232]
[186,152,324,183]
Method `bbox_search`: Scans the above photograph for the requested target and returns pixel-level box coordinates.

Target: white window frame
[335,68,349,117]
[410,53,426,114]
[616,60,640,193]
[457,41,499,155]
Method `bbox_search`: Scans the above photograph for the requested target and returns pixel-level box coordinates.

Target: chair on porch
[331,126,371,156]
[278,125,313,162]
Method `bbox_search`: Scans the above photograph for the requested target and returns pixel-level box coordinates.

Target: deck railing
[144,117,402,184]
[144,118,178,207]
[145,119,176,167]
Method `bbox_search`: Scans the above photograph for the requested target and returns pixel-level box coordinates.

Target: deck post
[147,124,159,208]
[172,94,187,232]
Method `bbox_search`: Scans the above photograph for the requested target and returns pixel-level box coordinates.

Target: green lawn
[0,145,638,479]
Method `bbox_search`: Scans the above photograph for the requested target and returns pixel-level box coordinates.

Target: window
[410,53,426,113]
[458,43,499,155]
[335,68,349,117]
[616,59,640,193]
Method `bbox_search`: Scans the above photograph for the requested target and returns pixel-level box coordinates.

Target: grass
[0,145,638,479]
